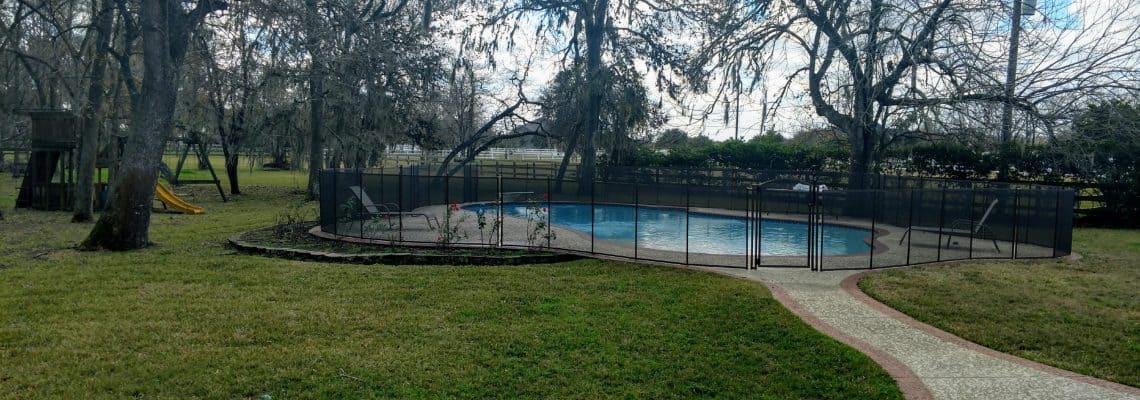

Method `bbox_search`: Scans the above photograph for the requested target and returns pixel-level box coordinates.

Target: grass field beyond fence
[860,229,1140,388]
[0,171,902,398]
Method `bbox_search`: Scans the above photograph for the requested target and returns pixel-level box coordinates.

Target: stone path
[699,266,1140,400]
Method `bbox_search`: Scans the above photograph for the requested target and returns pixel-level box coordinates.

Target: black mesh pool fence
[318,169,1074,270]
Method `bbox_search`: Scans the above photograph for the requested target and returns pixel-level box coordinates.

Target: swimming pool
[463,202,871,256]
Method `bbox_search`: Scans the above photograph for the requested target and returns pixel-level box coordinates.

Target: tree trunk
[577,0,609,196]
[849,0,879,190]
[333,109,347,167]
[196,143,210,170]
[847,128,875,188]
[553,128,580,191]
[326,135,341,169]
[72,0,114,223]
[209,94,243,195]
[221,138,241,195]
[271,139,289,168]
[218,104,244,194]
[82,0,222,250]
[304,0,324,199]
[83,68,178,248]
[997,0,1023,181]
[846,100,877,189]
[306,70,324,199]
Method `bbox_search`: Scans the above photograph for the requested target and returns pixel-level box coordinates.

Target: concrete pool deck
[701,266,1140,400]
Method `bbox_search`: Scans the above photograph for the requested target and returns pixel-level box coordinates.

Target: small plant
[337,197,361,223]
[436,203,469,246]
[524,194,556,248]
[274,200,315,240]
[475,208,502,246]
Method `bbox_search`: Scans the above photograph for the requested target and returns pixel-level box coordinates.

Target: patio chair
[348,186,438,229]
[898,198,1001,252]
[500,191,535,202]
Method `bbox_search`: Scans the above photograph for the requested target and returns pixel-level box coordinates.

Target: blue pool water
[464,203,871,256]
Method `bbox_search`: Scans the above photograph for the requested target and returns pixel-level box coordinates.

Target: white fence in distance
[384,147,570,161]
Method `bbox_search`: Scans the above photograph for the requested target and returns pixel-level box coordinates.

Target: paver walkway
[699,266,1140,400]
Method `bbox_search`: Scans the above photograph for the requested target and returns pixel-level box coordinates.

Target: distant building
[510,118,555,149]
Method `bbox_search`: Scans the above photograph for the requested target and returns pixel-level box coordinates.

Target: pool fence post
[1012,189,1021,259]
[807,176,816,271]
[808,179,816,271]
[1051,189,1061,258]
[546,177,551,249]
[906,189,915,266]
[745,186,750,269]
[869,190,876,269]
[591,178,595,254]
[817,179,824,270]
[757,185,763,269]
[758,185,764,268]
[968,189,976,260]
[634,183,639,260]
[937,187,946,262]
[398,166,404,243]
[685,184,690,266]
[818,178,826,270]
[328,170,335,237]
[746,185,752,270]
[751,185,758,270]
[498,175,504,248]
[810,179,817,271]
[655,177,661,204]
[811,180,820,271]
[816,177,822,271]
[379,170,387,223]
[445,173,451,244]
[358,169,364,239]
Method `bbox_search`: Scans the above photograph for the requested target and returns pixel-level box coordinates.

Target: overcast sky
[464,0,1139,141]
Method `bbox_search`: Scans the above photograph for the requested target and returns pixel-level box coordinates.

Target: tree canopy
[3,0,1140,247]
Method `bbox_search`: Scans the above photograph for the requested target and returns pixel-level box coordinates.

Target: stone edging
[843,271,1140,397]
[228,229,582,266]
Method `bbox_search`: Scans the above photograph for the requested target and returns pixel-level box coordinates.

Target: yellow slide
[155,182,205,214]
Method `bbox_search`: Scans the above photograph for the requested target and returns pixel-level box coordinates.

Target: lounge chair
[898,198,1001,252]
[348,186,439,229]
[500,191,535,202]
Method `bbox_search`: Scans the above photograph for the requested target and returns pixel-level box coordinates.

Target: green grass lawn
[160,154,309,189]
[0,176,901,398]
[860,229,1140,388]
